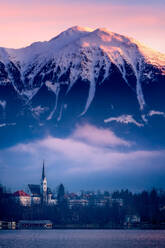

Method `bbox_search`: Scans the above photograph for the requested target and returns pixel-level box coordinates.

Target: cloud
[1,123,165,190]
[72,124,130,147]
[9,124,165,175]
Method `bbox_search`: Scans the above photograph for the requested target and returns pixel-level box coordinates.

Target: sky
[0,0,165,53]
[1,123,165,192]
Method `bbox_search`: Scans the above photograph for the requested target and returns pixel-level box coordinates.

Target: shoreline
[1,224,165,230]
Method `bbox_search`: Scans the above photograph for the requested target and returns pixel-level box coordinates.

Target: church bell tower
[41,160,47,204]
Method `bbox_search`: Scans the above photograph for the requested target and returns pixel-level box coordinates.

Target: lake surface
[0,230,165,248]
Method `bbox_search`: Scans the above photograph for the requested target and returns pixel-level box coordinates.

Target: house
[18,220,53,229]
[0,221,16,230]
[125,215,141,224]
[69,199,88,208]
[13,190,31,206]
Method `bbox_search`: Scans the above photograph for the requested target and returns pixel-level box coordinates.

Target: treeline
[112,189,165,224]
[1,184,165,226]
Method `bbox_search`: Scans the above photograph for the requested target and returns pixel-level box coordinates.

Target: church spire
[41,160,47,204]
[42,160,46,180]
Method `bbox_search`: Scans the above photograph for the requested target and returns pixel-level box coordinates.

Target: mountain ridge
[0,26,165,148]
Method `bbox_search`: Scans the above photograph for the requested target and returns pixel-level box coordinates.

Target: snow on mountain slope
[104,115,144,127]
[0,26,165,126]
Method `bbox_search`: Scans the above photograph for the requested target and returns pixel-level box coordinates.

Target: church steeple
[41,160,47,204]
[42,160,46,180]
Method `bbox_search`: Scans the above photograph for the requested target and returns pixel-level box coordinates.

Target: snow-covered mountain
[0,26,165,147]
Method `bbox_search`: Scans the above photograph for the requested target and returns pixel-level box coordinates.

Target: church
[28,161,56,205]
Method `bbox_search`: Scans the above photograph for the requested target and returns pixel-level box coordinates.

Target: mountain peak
[50,26,93,42]
[68,26,94,33]
[94,27,113,34]
[2,26,164,72]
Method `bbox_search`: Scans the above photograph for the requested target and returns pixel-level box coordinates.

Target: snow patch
[141,114,148,123]
[0,100,6,110]
[81,80,96,116]
[31,106,48,117]
[0,123,16,128]
[148,110,165,117]
[21,87,40,100]
[46,81,60,120]
[45,81,60,95]
[57,105,63,122]
[104,115,144,127]
[134,67,146,111]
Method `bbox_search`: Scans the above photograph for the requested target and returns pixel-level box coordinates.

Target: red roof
[13,190,30,197]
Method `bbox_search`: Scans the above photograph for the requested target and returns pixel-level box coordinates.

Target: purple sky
[0,0,164,53]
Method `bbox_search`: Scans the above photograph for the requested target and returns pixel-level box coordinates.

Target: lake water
[0,230,165,248]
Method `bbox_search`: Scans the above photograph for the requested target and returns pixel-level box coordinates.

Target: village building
[18,220,53,229]
[13,190,31,206]
[125,215,141,225]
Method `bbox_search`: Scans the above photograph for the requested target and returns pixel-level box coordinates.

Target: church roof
[28,184,52,196]
[28,184,41,196]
